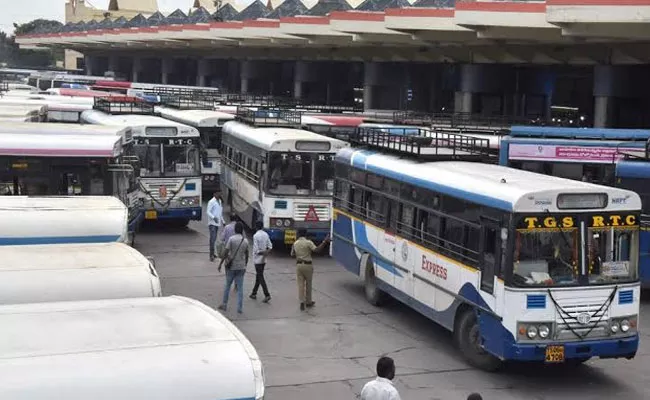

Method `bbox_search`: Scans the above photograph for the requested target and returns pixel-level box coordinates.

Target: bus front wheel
[364,256,386,306]
[455,309,502,372]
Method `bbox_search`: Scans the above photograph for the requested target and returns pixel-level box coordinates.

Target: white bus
[0,104,46,121]
[333,146,641,369]
[81,109,202,225]
[0,98,93,122]
[0,296,264,400]
[0,196,130,245]
[156,106,235,194]
[221,120,349,244]
[0,242,161,304]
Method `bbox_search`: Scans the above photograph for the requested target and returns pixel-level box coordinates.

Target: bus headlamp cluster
[179,197,200,207]
[270,218,293,228]
[610,316,637,335]
[518,322,553,340]
[203,175,217,181]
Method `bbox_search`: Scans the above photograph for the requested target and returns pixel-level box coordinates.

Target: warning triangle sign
[304,206,320,222]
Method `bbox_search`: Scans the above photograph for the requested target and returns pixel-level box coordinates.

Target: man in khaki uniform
[290,228,330,311]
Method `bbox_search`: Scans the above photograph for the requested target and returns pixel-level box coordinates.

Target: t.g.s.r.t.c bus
[332,148,641,370]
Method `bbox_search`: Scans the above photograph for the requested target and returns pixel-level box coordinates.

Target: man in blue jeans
[218,222,249,314]
[206,192,224,262]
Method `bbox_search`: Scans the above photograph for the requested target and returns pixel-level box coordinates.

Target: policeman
[290,229,330,311]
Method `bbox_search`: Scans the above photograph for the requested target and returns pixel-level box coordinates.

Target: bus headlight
[538,325,550,339]
[179,196,200,207]
[270,218,293,228]
[620,319,630,333]
[284,219,291,227]
[527,326,538,339]
[611,322,619,333]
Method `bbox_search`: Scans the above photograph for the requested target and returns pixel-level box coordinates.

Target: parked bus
[0,242,161,304]
[81,107,202,225]
[0,98,93,122]
[333,144,641,370]
[221,120,349,243]
[500,126,650,286]
[0,296,265,400]
[0,196,131,245]
[156,107,235,194]
[26,72,113,91]
[0,104,46,122]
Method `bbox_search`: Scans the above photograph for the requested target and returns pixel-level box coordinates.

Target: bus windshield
[267,152,335,196]
[512,214,639,287]
[135,138,200,178]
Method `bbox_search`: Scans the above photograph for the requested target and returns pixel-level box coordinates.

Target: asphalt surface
[135,217,650,400]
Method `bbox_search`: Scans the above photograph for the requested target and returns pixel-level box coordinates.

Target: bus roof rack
[294,101,363,114]
[353,127,496,162]
[392,111,537,131]
[159,96,214,110]
[305,125,359,142]
[93,96,155,115]
[235,106,302,128]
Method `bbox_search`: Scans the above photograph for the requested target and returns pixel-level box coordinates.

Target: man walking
[290,229,330,311]
[219,213,238,255]
[218,222,249,314]
[207,192,224,262]
[250,221,272,303]
[360,357,401,400]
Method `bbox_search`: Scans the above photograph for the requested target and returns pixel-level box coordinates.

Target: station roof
[17,1,650,65]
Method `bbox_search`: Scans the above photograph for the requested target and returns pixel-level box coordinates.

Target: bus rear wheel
[454,309,502,372]
[364,256,386,306]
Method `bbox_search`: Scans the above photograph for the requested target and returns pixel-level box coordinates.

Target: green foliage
[1,19,64,68]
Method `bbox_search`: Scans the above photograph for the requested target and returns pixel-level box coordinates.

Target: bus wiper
[545,209,573,251]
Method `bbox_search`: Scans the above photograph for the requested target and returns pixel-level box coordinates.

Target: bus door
[380,197,399,289]
[478,217,500,303]
[392,203,415,298]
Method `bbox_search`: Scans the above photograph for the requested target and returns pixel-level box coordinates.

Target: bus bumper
[267,228,329,243]
[503,335,639,361]
[145,207,202,221]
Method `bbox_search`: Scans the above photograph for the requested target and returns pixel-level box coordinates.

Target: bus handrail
[235,106,302,128]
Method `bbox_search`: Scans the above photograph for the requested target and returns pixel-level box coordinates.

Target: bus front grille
[141,180,184,201]
[553,300,610,340]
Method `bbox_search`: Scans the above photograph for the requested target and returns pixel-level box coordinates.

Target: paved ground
[135,219,650,400]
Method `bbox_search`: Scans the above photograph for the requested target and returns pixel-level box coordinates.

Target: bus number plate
[145,210,158,220]
[545,345,565,363]
[284,229,296,244]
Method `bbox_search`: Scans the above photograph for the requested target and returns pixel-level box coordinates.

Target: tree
[13,19,63,36]
[6,19,65,68]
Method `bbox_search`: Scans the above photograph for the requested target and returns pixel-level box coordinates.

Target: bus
[0,296,264,400]
[221,120,349,244]
[0,98,93,123]
[0,196,131,246]
[0,242,161,304]
[332,143,641,369]
[500,126,650,286]
[156,106,235,194]
[0,104,46,122]
[81,104,202,225]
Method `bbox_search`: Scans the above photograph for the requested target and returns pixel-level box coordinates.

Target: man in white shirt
[206,192,225,262]
[360,357,401,400]
[250,220,273,303]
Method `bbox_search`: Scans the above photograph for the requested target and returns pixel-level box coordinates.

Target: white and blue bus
[333,147,641,369]
[500,126,650,287]
[81,109,202,225]
[221,120,349,244]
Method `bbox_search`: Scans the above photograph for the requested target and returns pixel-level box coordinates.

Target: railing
[94,97,155,115]
[235,106,302,128]
[160,96,214,110]
[392,111,539,130]
[0,81,8,93]
[354,127,495,161]
[306,125,360,142]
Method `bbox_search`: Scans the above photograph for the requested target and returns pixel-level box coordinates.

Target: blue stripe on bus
[616,161,650,179]
[510,126,650,140]
[526,294,547,309]
[340,149,513,211]
[352,218,403,277]
[0,235,122,245]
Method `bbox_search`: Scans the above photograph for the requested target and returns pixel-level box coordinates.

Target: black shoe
[210,255,215,262]
[306,302,315,308]
[300,302,305,311]
[249,294,257,300]
[263,296,271,303]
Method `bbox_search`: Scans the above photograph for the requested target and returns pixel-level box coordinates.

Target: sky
[0,0,224,35]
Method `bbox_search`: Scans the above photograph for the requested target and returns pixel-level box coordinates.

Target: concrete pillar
[363,62,379,111]
[594,96,613,128]
[293,61,308,100]
[107,56,118,75]
[197,58,208,87]
[161,58,172,85]
[132,57,141,83]
[454,91,473,114]
[84,55,94,76]
[240,60,252,94]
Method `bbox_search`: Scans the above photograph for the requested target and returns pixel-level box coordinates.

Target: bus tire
[364,256,386,306]
[454,309,502,372]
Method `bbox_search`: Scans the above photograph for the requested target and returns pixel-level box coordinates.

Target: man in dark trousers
[250,220,272,303]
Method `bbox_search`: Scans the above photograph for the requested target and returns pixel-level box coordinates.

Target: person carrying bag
[217,222,249,314]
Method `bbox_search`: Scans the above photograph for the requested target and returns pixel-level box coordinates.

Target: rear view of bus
[221,120,348,244]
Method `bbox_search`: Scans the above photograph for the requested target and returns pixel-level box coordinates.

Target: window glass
[163,145,200,177]
[513,229,579,287]
[399,204,415,237]
[587,227,638,284]
[314,155,335,195]
[268,153,311,195]
[367,191,385,224]
[135,144,161,177]
[367,173,383,190]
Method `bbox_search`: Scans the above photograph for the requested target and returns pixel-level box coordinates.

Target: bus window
[588,228,638,284]
[268,153,311,195]
[366,191,384,225]
[398,204,415,238]
[314,155,335,195]
[513,229,579,286]
[135,144,162,177]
